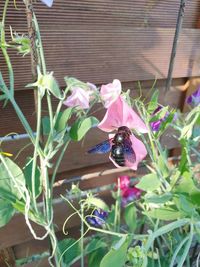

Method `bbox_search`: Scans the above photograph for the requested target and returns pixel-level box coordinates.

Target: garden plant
[0,0,200,266]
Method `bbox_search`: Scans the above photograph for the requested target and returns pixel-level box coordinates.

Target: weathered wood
[0,248,16,267]
[2,27,200,89]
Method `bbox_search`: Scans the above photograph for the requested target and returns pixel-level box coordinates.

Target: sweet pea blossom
[40,0,54,7]
[86,209,108,227]
[108,133,147,170]
[121,187,142,206]
[118,175,130,190]
[98,96,148,133]
[117,176,142,206]
[63,87,90,109]
[100,79,122,108]
[186,87,200,107]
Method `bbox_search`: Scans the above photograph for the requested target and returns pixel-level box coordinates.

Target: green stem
[1,0,14,95]
[50,139,70,190]
[31,92,42,212]
[81,204,84,267]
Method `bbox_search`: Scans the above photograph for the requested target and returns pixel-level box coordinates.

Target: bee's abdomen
[111,145,125,166]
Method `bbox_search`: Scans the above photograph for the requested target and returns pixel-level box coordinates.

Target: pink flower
[100,79,121,108]
[40,0,54,7]
[98,96,148,133]
[116,176,142,206]
[121,187,142,206]
[63,87,90,109]
[109,133,147,170]
[118,176,131,190]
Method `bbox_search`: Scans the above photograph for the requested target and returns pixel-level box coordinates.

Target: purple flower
[86,209,108,227]
[150,106,169,132]
[186,87,200,107]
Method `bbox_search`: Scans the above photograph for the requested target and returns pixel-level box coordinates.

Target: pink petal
[87,82,98,92]
[125,134,147,170]
[63,87,90,109]
[100,79,121,108]
[98,96,148,133]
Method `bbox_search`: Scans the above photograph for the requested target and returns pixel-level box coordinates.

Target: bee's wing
[123,139,136,163]
[88,139,112,154]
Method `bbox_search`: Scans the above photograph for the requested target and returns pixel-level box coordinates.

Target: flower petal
[98,96,148,133]
[100,79,121,108]
[63,87,90,109]
[125,134,147,170]
[186,87,200,107]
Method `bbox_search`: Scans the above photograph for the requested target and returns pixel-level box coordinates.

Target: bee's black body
[111,126,132,166]
[88,126,135,167]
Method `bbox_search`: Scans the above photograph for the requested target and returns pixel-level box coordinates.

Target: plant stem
[1,0,14,95]
[81,204,85,267]
[31,91,42,212]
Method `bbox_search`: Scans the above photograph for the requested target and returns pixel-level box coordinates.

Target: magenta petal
[98,96,148,133]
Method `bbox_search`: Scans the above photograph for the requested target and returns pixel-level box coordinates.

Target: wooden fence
[0,0,200,266]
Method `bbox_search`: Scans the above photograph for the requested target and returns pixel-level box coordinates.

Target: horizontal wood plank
[1,27,200,89]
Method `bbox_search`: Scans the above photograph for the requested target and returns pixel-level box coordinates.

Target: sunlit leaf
[136,173,161,192]
[69,116,99,141]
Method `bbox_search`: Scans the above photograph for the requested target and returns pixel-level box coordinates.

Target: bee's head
[118,126,131,135]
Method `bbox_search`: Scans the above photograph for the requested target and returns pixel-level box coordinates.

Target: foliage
[0,0,200,267]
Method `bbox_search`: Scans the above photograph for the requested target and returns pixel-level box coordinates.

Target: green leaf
[86,197,110,212]
[175,172,200,206]
[144,208,182,221]
[124,203,137,232]
[43,73,62,99]
[142,218,190,267]
[147,90,159,113]
[149,106,168,123]
[85,238,107,254]
[58,238,81,265]
[145,193,172,204]
[88,247,107,267]
[55,107,74,132]
[42,116,51,135]
[0,157,25,199]
[136,173,161,192]
[64,76,89,90]
[0,199,15,227]
[100,236,129,267]
[69,116,99,141]
[24,158,42,198]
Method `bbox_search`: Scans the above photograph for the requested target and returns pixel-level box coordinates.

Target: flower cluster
[118,176,142,206]
[86,209,108,227]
